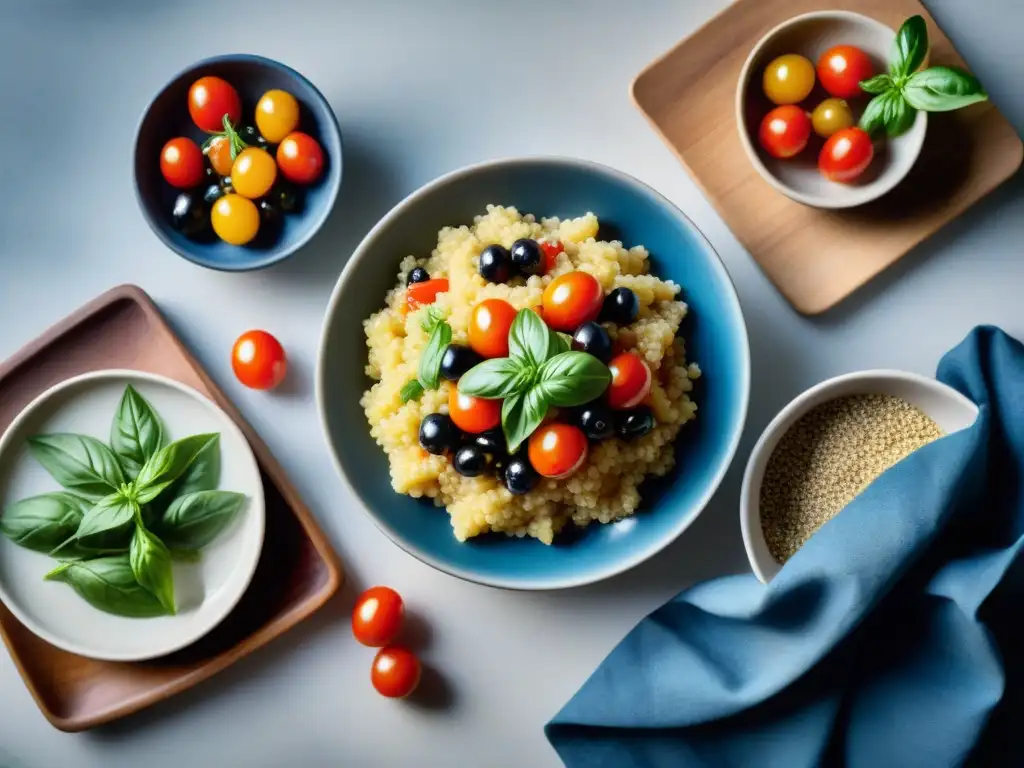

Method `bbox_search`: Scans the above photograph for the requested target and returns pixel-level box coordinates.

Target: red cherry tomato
[159,137,204,189]
[404,278,449,312]
[758,105,811,159]
[188,76,242,133]
[371,646,421,699]
[608,352,652,410]
[541,272,603,332]
[539,240,564,273]
[352,586,404,647]
[468,299,517,358]
[276,131,325,185]
[528,424,589,479]
[449,386,501,434]
[232,330,287,390]
[818,127,874,183]
[816,45,875,100]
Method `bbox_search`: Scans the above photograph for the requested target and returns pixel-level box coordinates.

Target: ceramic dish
[0,370,265,661]
[740,369,978,583]
[316,156,750,590]
[736,10,927,209]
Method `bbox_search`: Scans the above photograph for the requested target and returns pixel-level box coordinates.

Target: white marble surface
[0,1,1020,766]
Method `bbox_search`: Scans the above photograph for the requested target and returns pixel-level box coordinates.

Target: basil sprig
[458,309,611,452]
[858,15,988,138]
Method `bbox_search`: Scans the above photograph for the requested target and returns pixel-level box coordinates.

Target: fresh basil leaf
[552,332,572,356]
[400,379,425,403]
[885,94,917,138]
[458,358,531,399]
[890,14,928,80]
[417,321,452,390]
[44,555,167,618]
[420,305,447,334]
[27,434,125,501]
[860,91,895,135]
[502,388,548,454]
[536,352,612,407]
[170,548,202,563]
[0,492,90,552]
[69,494,136,544]
[161,433,221,501]
[130,525,175,614]
[110,385,165,479]
[859,73,895,95]
[508,308,552,367]
[903,66,988,112]
[134,433,220,504]
[155,490,247,549]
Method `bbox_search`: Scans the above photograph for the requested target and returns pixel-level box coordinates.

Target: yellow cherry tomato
[211,194,260,245]
[230,148,277,199]
[255,89,301,144]
[762,54,816,105]
[811,98,854,138]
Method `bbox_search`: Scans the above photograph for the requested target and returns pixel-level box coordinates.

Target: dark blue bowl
[133,54,343,271]
[316,157,750,590]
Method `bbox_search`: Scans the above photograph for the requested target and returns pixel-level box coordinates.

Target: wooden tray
[0,285,344,732]
[631,0,1023,315]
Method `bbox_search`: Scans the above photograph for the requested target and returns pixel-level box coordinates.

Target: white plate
[0,370,265,661]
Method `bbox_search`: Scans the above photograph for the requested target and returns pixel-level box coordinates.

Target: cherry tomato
[817,45,875,100]
[159,138,204,189]
[352,586,404,647]
[528,423,589,479]
[449,386,501,434]
[404,278,449,312]
[818,127,874,183]
[211,194,260,246]
[762,54,815,105]
[231,148,278,199]
[188,76,242,133]
[810,98,854,138]
[255,89,301,144]
[277,132,324,185]
[539,240,564,273]
[758,105,811,159]
[231,329,287,390]
[608,352,652,410]
[468,299,517,358]
[541,272,603,333]
[204,135,234,176]
[371,646,421,699]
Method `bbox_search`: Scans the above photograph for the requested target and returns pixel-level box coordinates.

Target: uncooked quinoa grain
[759,394,944,564]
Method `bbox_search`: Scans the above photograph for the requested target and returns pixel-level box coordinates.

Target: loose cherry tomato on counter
[371,646,421,699]
[758,105,811,159]
[160,137,205,189]
[817,45,875,100]
[231,329,287,390]
[810,98,854,138]
[528,423,589,479]
[539,240,564,273]
[607,352,652,410]
[468,298,517,358]
[448,386,501,434]
[762,53,816,105]
[818,127,874,182]
[277,131,324,185]
[231,148,278,199]
[541,272,603,332]
[211,193,261,246]
[188,76,242,133]
[405,278,449,312]
[255,89,300,144]
[352,586,405,647]
[204,135,235,177]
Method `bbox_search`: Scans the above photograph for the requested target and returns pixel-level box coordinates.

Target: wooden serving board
[0,285,344,731]
[631,0,1023,315]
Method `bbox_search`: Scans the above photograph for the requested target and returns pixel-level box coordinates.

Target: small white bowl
[736,10,927,209]
[740,370,978,584]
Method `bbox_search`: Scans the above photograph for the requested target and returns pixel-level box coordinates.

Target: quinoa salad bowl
[316,157,749,590]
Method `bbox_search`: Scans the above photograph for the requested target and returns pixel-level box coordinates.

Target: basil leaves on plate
[0,384,247,619]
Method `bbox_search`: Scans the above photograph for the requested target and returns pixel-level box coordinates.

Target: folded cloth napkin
[545,326,1024,768]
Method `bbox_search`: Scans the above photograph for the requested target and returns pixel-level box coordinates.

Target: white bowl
[740,370,978,584]
[736,10,927,209]
[0,370,265,661]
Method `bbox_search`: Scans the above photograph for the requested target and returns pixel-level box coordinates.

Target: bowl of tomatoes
[736,11,927,209]
[134,54,343,271]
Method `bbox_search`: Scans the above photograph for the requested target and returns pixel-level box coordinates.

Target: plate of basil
[0,370,265,661]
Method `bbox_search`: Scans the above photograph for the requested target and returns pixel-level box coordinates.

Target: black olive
[474,428,508,457]
[571,322,613,364]
[202,183,225,206]
[239,124,270,148]
[419,413,458,455]
[478,244,512,283]
[271,181,303,213]
[219,175,235,193]
[440,344,483,381]
[510,238,542,275]
[170,192,208,238]
[407,267,430,286]
[453,445,489,477]
[504,457,539,495]
[600,287,640,326]
[574,402,615,441]
[615,405,655,441]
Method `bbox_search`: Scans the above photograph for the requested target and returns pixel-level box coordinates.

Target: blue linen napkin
[545,326,1024,768]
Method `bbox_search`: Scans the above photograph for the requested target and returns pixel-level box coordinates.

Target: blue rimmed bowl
[316,157,749,590]
[133,54,343,271]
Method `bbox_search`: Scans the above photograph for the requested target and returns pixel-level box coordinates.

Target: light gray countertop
[0,1,1021,766]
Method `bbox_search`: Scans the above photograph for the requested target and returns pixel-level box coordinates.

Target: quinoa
[759,393,944,563]
[359,205,700,544]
